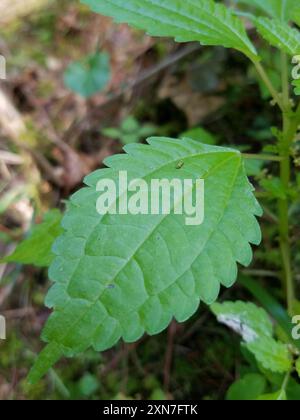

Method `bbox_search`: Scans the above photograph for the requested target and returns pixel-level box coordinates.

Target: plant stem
[254,57,300,314]
[281,52,290,112]
[253,61,284,111]
[242,153,283,162]
[279,109,300,315]
[278,50,300,314]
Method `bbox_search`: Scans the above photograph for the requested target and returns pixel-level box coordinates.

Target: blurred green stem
[281,52,290,112]
[279,110,299,315]
[253,61,284,111]
[242,153,283,162]
[254,58,300,314]
[279,52,300,314]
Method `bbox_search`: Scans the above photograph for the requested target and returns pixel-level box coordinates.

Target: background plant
[102,116,157,145]
[64,51,111,98]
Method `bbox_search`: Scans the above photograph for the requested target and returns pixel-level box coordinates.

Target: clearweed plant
[63,51,111,98]
[3,0,300,400]
[102,116,157,145]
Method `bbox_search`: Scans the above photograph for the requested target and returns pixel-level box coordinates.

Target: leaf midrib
[48,153,240,348]
[81,151,238,284]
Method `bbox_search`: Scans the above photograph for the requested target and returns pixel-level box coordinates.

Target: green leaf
[120,134,138,145]
[180,127,217,145]
[121,116,140,133]
[211,301,273,342]
[238,0,298,21]
[102,127,122,139]
[150,388,167,400]
[78,373,99,397]
[103,117,157,145]
[28,137,262,383]
[212,300,293,373]
[244,159,264,177]
[253,17,300,56]
[2,210,63,268]
[260,177,287,200]
[226,373,267,401]
[246,337,292,373]
[239,276,300,352]
[82,0,259,60]
[64,52,111,98]
[257,389,287,400]
[138,124,157,139]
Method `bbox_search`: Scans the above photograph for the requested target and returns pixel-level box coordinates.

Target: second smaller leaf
[211,301,292,374]
[247,337,292,374]
[253,17,300,57]
[64,52,111,98]
[2,209,63,268]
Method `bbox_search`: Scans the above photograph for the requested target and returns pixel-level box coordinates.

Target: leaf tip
[28,342,63,384]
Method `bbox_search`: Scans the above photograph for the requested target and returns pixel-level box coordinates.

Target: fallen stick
[0,0,49,25]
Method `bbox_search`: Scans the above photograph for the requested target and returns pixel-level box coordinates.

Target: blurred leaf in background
[180,126,217,145]
[64,51,111,98]
[226,373,267,401]
[102,116,157,145]
[2,209,63,268]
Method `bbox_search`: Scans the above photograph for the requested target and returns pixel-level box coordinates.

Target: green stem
[242,153,283,162]
[279,53,300,315]
[246,61,300,315]
[281,52,290,112]
[279,108,300,315]
[253,61,284,111]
